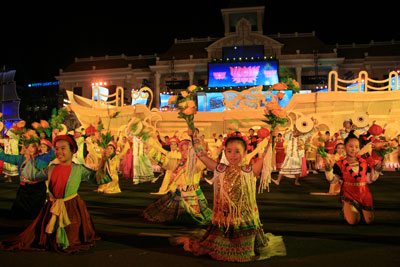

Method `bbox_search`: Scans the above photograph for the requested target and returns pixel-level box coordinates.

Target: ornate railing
[328,70,399,92]
[92,86,125,107]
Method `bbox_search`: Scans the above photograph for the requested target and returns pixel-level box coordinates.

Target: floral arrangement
[168,95,177,106]
[373,138,397,159]
[316,146,328,158]
[278,66,300,93]
[282,78,300,93]
[31,120,51,138]
[7,120,26,138]
[262,100,288,148]
[262,101,289,132]
[175,85,200,131]
[21,129,40,146]
[314,132,329,158]
[128,117,151,141]
[50,108,68,131]
[94,118,113,148]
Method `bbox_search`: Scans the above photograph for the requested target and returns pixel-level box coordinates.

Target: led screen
[201,92,225,112]
[160,94,172,108]
[92,86,109,101]
[208,60,279,88]
[196,90,291,112]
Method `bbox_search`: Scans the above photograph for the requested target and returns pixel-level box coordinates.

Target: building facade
[57,5,400,108]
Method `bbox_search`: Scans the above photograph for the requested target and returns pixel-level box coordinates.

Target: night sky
[1,0,399,85]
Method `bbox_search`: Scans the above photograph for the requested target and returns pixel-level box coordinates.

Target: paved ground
[0,171,399,267]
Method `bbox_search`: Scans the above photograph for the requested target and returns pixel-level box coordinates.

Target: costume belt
[45,193,78,234]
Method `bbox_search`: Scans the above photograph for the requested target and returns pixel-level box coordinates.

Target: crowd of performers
[0,114,398,262]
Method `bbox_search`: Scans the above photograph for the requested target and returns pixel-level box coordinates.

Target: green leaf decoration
[50,108,68,131]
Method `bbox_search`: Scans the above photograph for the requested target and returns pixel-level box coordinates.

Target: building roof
[63,36,400,73]
[158,39,215,60]
[336,42,400,59]
[63,56,156,72]
[272,34,334,54]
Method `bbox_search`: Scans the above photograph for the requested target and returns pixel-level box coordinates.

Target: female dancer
[325,131,381,225]
[0,134,110,253]
[172,132,286,262]
[143,139,212,225]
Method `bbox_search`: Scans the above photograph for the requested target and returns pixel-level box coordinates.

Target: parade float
[66,70,400,137]
[66,86,162,135]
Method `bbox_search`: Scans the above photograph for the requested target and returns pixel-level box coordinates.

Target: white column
[295,66,302,88]
[224,15,229,36]
[154,72,161,108]
[188,71,194,85]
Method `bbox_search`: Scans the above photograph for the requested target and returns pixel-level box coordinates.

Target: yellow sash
[45,193,78,234]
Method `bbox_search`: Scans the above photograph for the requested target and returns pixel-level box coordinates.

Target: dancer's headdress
[222,132,250,149]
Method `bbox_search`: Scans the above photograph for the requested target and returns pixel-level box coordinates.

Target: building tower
[0,70,21,129]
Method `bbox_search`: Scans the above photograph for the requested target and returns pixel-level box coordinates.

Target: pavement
[0,171,399,267]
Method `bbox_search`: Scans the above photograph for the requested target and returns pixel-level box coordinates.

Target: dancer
[324,131,381,225]
[340,119,354,139]
[143,139,212,225]
[96,140,130,194]
[39,138,53,155]
[0,127,21,182]
[0,134,110,253]
[0,135,55,219]
[118,135,133,179]
[132,136,154,184]
[72,127,85,164]
[272,128,304,186]
[172,131,286,262]
[149,136,181,195]
[274,132,285,171]
[84,125,102,170]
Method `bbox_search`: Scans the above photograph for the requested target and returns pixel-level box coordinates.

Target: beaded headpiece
[222,132,251,150]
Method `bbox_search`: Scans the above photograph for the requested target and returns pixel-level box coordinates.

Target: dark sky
[2,0,399,85]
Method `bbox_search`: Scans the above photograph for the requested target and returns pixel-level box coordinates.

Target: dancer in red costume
[325,131,381,225]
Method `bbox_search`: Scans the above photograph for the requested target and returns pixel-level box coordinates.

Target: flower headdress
[222,132,251,150]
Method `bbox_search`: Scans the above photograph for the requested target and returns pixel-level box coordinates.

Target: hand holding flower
[177,85,200,131]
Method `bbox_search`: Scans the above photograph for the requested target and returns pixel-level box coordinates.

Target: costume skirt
[143,185,212,225]
[172,224,286,262]
[1,195,98,254]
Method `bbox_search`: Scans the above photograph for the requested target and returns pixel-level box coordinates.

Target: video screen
[208,60,279,88]
[201,92,225,112]
[92,86,109,101]
[159,94,172,108]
